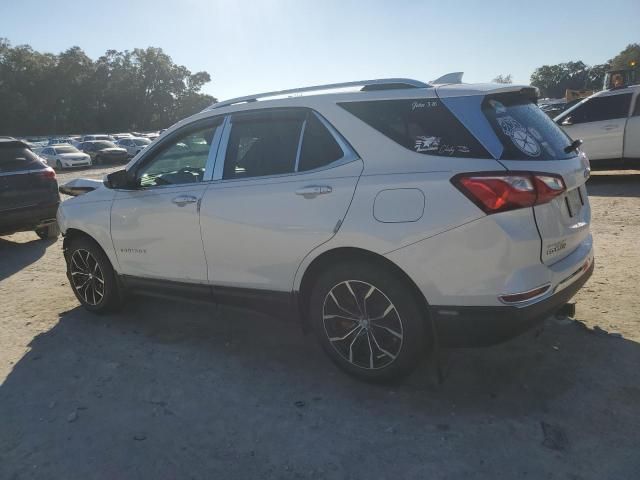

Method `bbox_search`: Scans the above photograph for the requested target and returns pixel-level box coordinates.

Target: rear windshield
[0,146,45,173]
[482,93,574,160]
[338,99,491,159]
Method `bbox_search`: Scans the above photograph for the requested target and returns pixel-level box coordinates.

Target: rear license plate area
[565,187,583,217]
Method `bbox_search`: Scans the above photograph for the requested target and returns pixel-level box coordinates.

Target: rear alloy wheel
[66,238,122,312]
[309,262,429,382]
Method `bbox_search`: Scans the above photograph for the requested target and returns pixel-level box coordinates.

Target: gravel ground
[1,166,639,479]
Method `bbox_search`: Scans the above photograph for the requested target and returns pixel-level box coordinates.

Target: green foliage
[0,39,216,136]
[530,44,639,98]
[609,43,640,70]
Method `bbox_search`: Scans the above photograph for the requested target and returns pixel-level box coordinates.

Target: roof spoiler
[431,72,464,84]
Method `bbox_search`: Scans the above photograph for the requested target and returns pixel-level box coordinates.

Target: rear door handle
[171,195,198,206]
[295,185,333,198]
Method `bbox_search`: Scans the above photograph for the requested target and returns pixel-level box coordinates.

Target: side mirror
[104,169,136,190]
[561,117,573,126]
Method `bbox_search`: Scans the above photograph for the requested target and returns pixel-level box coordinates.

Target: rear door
[556,92,633,161]
[199,108,362,291]
[479,92,591,265]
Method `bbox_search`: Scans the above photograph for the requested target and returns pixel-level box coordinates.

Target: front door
[199,109,363,291]
[110,118,222,283]
[559,92,632,161]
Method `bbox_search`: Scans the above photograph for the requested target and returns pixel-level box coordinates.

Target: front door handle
[603,124,619,131]
[295,185,333,198]
[171,195,198,207]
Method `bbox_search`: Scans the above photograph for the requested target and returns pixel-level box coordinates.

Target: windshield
[54,146,79,154]
[93,141,117,149]
[133,138,151,146]
[481,93,574,160]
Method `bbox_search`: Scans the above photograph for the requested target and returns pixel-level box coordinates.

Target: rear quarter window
[483,93,574,160]
[338,99,490,159]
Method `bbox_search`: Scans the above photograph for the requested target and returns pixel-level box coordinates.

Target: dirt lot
[1,167,639,479]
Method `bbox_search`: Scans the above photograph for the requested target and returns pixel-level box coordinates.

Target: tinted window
[54,146,78,154]
[223,110,305,180]
[338,99,490,158]
[482,93,574,160]
[137,121,219,187]
[560,94,632,124]
[298,113,344,172]
[0,145,45,172]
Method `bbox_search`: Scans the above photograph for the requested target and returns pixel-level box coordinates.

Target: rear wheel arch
[297,247,430,327]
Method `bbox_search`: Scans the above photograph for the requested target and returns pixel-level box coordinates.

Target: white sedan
[117,137,151,158]
[40,145,92,170]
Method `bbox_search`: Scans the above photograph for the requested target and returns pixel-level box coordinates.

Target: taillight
[452,172,565,214]
[38,167,57,180]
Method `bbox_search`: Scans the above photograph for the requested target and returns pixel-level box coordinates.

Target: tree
[492,74,513,84]
[0,39,215,136]
[609,43,640,70]
[530,61,594,98]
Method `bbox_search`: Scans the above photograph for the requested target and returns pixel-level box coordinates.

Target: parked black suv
[0,140,60,239]
[79,140,128,165]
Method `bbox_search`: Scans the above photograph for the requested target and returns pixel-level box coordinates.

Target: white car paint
[117,137,151,158]
[40,145,91,169]
[555,85,640,163]
[58,79,593,321]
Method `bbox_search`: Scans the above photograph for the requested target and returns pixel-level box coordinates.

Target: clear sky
[1,0,638,101]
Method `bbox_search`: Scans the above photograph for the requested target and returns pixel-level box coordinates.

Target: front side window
[338,99,490,158]
[559,94,632,125]
[137,121,219,187]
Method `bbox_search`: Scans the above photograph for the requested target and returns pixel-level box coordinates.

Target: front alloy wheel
[70,249,105,306]
[66,237,122,313]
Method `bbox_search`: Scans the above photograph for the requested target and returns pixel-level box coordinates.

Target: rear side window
[224,110,305,179]
[338,99,490,158]
[0,145,45,173]
[559,94,632,124]
[298,113,344,172]
[483,93,574,160]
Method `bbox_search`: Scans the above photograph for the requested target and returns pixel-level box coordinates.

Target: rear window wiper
[564,139,583,154]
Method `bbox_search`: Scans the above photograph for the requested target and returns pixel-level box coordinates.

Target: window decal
[496,116,541,157]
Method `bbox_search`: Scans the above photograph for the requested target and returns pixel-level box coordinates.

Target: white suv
[57,78,594,381]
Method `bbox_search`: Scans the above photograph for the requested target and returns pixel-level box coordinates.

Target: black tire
[35,223,59,240]
[94,155,102,165]
[308,262,430,382]
[66,236,123,313]
[55,159,63,170]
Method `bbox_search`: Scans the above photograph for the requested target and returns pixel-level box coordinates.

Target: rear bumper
[0,203,59,235]
[431,259,594,347]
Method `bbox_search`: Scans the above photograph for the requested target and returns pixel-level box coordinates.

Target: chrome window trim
[213,108,359,183]
[202,116,227,182]
[293,118,307,172]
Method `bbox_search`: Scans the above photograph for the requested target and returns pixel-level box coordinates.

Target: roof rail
[205,78,431,111]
